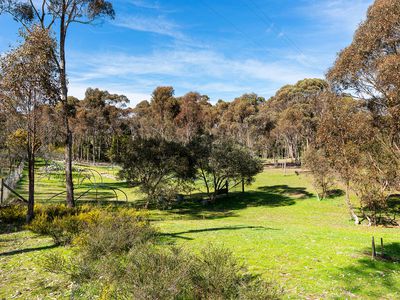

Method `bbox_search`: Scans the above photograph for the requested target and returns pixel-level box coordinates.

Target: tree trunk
[26,150,35,223]
[241,178,245,193]
[345,181,359,225]
[60,14,75,208]
[92,137,96,165]
[65,123,75,207]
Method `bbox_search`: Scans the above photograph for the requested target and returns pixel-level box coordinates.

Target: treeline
[67,79,327,164]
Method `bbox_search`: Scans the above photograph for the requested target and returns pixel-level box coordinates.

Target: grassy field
[1,162,400,299]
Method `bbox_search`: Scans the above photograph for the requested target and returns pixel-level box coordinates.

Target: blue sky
[0,0,373,105]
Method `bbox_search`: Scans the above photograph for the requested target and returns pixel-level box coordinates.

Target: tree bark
[60,9,75,208]
[345,181,359,225]
[27,149,35,223]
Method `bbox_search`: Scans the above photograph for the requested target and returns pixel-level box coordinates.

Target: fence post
[0,178,3,205]
[372,236,377,259]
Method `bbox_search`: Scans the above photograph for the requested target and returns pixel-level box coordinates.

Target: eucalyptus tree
[315,94,375,224]
[218,93,264,149]
[0,0,115,207]
[0,26,58,221]
[150,86,180,140]
[327,0,400,146]
[116,137,196,208]
[175,92,208,144]
[73,88,129,163]
[190,136,263,202]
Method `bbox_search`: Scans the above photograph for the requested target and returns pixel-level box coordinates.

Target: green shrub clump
[0,204,26,226]
[43,214,281,299]
[27,205,148,245]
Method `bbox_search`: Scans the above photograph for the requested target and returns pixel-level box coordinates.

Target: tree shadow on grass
[161,225,279,241]
[0,244,58,256]
[326,189,345,198]
[76,199,137,207]
[257,185,314,199]
[0,223,25,235]
[338,242,400,298]
[154,185,314,220]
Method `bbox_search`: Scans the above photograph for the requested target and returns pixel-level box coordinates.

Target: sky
[0,0,373,105]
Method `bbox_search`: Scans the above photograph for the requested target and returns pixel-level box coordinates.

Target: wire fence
[0,161,25,204]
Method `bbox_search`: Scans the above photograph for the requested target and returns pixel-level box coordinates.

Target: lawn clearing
[2,164,400,299]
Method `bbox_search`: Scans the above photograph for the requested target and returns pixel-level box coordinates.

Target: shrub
[190,246,243,299]
[0,204,26,225]
[27,205,92,245]
[239,277,282,300]
[75,210,156,259]
[191,246,281,300]
[43,216,282,299]
[28,205,147,245]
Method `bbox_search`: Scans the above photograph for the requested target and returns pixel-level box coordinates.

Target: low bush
[27,205,148,245]
[43,214,282,299]
[27,205,94,245]
[75,210,156,259]
[0,204,26,225]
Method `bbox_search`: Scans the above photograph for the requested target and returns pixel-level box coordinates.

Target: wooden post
[381,238,384,257]
[372,236,377,259]
[0,178,3,205]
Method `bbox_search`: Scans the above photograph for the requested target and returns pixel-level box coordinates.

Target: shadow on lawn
[0,244,58,257]
[0,223,25,235]
[338,242,400,297]
[161,225,278,241]
[158,185,314,220]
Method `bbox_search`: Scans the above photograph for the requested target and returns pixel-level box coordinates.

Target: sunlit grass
[3,162,400,299]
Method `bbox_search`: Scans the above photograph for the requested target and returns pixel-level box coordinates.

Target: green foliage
[0,204,26,225]
[117,137,196,206]
[302,147,334,199]
[189,245,281,300]
[75,210,156,259]
[27,205,93,245]
[191,136,263,201]
[27,205,146,245]
[43,211,280,299]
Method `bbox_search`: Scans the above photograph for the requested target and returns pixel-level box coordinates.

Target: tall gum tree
[0,26,59,221]
[327,0,400,146]
[0,0,115,207]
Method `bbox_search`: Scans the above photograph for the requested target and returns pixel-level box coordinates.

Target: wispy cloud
[114,15,185,40]
[303,0,372,33]
[68,48,321,104]
[129,0,160,10]
[68,82,150,104]
[70,50,319,83]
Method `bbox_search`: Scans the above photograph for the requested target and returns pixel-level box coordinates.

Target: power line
[198,0,272,55]
[242,0,306,58]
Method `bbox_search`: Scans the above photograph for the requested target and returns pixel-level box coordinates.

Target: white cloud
[67,48,322,105]
[129,0,160,9]
[303,0,372,33]
[70,49,320,83]
[114,15,185,40]
[68,81,150,104]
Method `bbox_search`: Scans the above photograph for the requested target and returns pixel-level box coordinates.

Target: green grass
[14,160,142,203]
[2,163,400,299]
[0,230,70,299]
